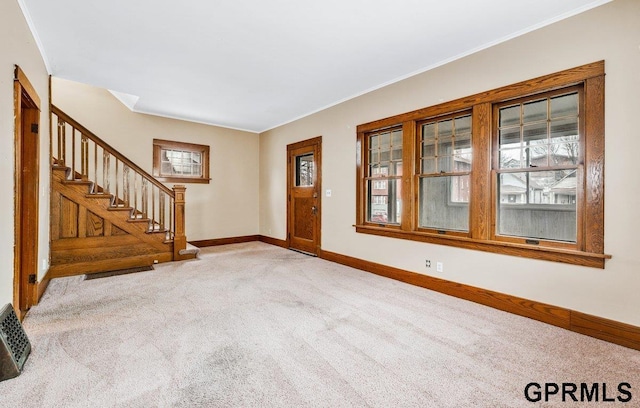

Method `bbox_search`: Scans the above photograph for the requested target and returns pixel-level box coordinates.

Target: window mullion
[401,121,415,231]
[470,103,492,240]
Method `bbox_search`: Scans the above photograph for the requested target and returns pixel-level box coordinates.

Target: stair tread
[108,206,133,211]
[63,179,92,185]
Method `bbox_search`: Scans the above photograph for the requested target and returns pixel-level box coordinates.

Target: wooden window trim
[355,61,611,268]
[153,139,210,184]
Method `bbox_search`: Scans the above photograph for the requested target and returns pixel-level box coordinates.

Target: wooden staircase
[49,106,196,278]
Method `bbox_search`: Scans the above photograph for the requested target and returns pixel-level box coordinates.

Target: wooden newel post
[173,185,187,260]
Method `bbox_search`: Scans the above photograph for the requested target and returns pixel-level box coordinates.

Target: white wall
[0,0,51,306]
[52,78,260,241]
[260,0,640,326]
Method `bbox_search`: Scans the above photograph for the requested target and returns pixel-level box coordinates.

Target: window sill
[354,224,611,269]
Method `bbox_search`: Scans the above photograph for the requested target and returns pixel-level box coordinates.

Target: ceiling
[19,0,609,133]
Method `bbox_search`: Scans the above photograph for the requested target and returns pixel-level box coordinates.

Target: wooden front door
[14,66,41,318]
[287,137,321,255]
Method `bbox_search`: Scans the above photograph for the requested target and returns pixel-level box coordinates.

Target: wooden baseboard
[318,248,640,351]
[187,234,288,249]
[259,235,288,248]
[37,270,51,303]
[190,235,260,247]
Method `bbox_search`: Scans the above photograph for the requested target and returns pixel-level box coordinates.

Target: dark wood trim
[357,61,604,133]
[355,225,608,268]
[470,103,491,240]
[583,75,606,254]
[259,235,288,248]
[570,312,640,351]
[153,138,210,184]
[14,66,40,109]
[190,235,291,249]
[317,248,640,351]
[14,66,41,316]
[190,235,260,247]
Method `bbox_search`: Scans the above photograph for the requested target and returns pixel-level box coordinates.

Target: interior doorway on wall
[13,66,41,320]
[287,136,322,256]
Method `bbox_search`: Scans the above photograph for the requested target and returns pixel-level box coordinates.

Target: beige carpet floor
[1,242,638,407]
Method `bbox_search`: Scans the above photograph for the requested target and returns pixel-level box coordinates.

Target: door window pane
[295,153,314,186]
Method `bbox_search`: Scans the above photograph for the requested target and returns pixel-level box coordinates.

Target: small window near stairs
[153,139,210,183]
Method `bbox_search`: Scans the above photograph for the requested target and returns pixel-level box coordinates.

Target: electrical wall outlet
[436,262,443,272]
[425,259,431,268]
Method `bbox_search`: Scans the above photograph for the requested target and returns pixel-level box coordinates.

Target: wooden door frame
[286,136,322,254]
[14,66,41,319]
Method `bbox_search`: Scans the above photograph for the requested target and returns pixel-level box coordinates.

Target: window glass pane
[455,132,471,151]
[523,99,547,123]
[499,148,522,169]
[500,105,520,127]
[455,115,471,134]
[419,176,469,231]
[370,134,379,150]
[500,127,521,147]
[422,123,436,140]
[367,179,401,224]
[497,171,576,242]
[454,154,472,171]
[392,147,402,161]
[295,153,314,186]
[550,93,578,118]
[192,152,201,163]
[438,119,453,137]
[550,118,579,141]
[438,136,453,157]
[523,122,547,144]
[369,149,379,164]
[392,130,403,148]
[422,158,436,174]
[161,162,172,174]
[526,146,548,167]
[422,139,435,157]
[380,132,390,147]
[550,142,579,166]
[438,156,451,173]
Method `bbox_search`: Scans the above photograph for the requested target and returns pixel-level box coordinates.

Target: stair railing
[50,105,187,257]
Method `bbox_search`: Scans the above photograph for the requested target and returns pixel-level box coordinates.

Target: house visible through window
[153,139,210,184]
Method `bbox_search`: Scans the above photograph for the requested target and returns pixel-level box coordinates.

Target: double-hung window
[365,127,403,225]
[356,61,609,268]
[418,112,472,234]
[494,88,582,245]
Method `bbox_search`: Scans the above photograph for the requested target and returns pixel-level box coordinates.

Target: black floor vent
[0,304,31,381]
